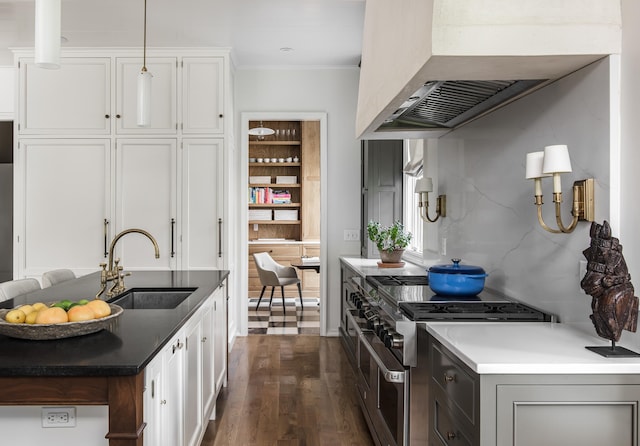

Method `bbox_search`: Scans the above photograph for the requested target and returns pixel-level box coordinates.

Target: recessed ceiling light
[279,47,294,52]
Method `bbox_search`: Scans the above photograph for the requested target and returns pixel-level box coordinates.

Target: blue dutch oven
[427,258,488,296]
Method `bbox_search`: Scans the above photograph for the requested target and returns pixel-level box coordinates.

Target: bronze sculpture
[581,221,639,356]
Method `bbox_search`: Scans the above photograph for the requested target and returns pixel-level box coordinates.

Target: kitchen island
[0,270,229,446]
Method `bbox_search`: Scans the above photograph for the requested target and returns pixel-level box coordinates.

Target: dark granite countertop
[0,270,229,377]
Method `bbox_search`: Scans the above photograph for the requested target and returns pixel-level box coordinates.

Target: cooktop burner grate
[399,301,550,321]
[366,275,429,287]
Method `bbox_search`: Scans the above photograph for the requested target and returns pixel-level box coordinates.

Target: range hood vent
[380,79,547,131]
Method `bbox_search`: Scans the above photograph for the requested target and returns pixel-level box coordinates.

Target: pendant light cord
[142,0,147,72]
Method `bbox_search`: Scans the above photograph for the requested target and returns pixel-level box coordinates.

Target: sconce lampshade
[35,0,61,69]
[137,69,153,127]
[542,144,572,174]
[248,121,275,137]
[525,151,552,179]
[415,177,433,193]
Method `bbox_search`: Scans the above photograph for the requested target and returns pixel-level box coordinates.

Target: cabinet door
[143,354,163,446]
[115,57,177,134]
[19,57,111,134]
[213,283,227,393]
[115,139,177,270]
[162,335,184,446]
[182,57,224,134]
[301,120,320,240]
[201,299,216,419]
[19,139,110,278]
[183,316,203,446]
[181,139,223,269]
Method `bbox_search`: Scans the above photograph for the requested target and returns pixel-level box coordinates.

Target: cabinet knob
[116,114,121,119]
[105,114,110,119]
[447,431,456,440]
[219,114,223,118]
[201,336,207,343]
[160,399,167,405]
[444,373,456,383]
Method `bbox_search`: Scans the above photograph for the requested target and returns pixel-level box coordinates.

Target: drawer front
[433,396,474,446]
[249,244,301,257]
[431,343,477,425]
[302,244,320,257]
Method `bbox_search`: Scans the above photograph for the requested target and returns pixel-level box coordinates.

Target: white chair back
[42,269,76,288]
[0,278,41,302]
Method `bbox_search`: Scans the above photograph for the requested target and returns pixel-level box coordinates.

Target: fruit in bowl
[3,299,112,325]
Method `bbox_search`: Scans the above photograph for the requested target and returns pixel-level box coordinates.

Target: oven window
[378,369,401,442]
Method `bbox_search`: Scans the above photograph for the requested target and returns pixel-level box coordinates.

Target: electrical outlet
[440,237,447,256]
[42,407,76,428]
[344,229,360,241]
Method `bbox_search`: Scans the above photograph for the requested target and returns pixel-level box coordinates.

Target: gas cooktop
[399,301,552,322]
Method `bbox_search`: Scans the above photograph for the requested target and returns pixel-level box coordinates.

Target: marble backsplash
[433,57,614,338]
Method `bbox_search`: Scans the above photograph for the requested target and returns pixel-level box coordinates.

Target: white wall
[233,68,361,335]
[620,1,640,347]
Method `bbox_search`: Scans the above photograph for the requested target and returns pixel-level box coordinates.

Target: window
[402,140,424,259]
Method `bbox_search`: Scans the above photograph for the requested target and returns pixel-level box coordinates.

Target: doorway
[239,112,327,337]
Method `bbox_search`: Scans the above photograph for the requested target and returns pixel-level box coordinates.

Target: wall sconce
[248,121,275,140]
[415,177,446,222]
[525,144,594,233]
[35,0,61,69]
[137,0,153,127]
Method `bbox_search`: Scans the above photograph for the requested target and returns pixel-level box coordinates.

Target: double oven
[339,260,553,446]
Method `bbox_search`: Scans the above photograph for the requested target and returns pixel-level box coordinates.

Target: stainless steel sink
[108,288,196,309]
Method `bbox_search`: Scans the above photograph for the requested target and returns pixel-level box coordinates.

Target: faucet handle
[99,262,107,271]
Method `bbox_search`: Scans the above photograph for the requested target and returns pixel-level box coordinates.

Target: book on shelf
[248,187,291,204]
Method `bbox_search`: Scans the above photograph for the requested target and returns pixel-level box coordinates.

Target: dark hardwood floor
[201,335,374,446]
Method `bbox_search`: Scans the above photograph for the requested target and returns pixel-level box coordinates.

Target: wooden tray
[0,304,123,340]
[377,261,405,268]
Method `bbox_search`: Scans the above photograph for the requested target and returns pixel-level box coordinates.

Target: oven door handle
[360,334,406,384]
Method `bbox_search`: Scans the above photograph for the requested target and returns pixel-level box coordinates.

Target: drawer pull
[444,373,456,383]
[447,431,456,440]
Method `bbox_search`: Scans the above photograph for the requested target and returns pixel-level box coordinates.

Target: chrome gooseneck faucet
[96,228,160,299]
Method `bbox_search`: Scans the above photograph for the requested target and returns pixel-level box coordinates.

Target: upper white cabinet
[13,48,230,278]
[18,57,111,134]
[115,57,177,134]
[182,57,224,134]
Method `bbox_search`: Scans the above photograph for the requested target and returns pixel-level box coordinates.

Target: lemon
[17,304,35,315]
[5,309,26,324]
[25,311,39,324]
[32,302,47,311]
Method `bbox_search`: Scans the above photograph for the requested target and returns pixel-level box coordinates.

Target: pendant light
[35,0,61,69]
[248,121,275,140]
[137,0,153,127]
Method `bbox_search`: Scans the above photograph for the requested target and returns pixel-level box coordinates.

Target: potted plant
[367,220,412,264]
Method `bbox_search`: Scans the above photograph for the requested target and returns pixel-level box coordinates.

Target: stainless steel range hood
[356,0,621,140]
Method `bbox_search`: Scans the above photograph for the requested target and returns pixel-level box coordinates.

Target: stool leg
[269,287,275,308]
[297,282,303,309]
[255,286,266,310]
[281,286,286,313]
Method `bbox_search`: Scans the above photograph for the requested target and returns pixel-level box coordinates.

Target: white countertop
[425,322,640,375]
[340,256,427,277]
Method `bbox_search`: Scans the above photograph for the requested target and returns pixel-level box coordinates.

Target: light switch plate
[344,229,360,241]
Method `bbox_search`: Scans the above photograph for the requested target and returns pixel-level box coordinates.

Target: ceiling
[0,0,365,67]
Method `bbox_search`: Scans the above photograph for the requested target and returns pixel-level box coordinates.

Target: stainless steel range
[339,266,553,446]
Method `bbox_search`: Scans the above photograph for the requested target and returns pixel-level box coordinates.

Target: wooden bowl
[0,304,123,340]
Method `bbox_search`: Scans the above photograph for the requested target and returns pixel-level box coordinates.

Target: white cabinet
[13,49,229,278]
[183,316,203,446]
[18,139,110,278]
[115,139,177,270]
[115,57,177,134]
[181,139,224,270]
[181,57,224,134]
[213,282,227,394]
[18,57,111,134]
[143,285,227,446]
